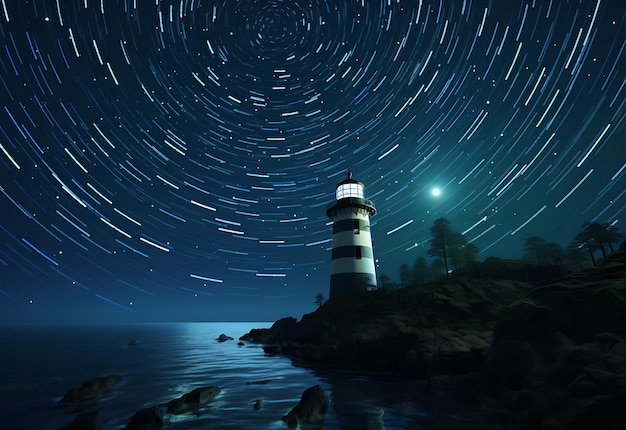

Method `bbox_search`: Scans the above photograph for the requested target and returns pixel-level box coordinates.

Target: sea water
[0,322,499,429]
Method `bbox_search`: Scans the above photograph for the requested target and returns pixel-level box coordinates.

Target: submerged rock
[125,405,163,430]
[246,379,273,385]
[216,334,234,342]
[282,385,328,428]
[58,375,122,409]
[166,386,221,415]
[253,398,262,411]
[127,340,138,346]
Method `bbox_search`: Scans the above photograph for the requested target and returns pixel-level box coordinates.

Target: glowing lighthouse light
[326,172,377,299]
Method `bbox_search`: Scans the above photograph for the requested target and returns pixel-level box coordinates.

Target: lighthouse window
[355,246,362,259]
[353,220,360,234]
[336,183,364,200]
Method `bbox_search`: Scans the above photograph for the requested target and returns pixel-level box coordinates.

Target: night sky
[0,0,624,323]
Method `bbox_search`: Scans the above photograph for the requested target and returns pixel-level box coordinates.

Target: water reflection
[290,360,501,430]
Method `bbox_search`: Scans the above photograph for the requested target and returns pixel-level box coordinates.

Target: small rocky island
[242,248,626,429]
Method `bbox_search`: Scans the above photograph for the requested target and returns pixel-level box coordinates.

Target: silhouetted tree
[314,293,325,307]
[582,222,609,258]
[431,258,446,280]
[604,223,623,253]
[428,218,454,275]
[461,241,480,275]
[586,222,624,254]
[447,233,466,271]
[565,243,587,271]
[524,236,547,265]
[546,242,565,266]
[573,230,596,267]
[399,263,411,288]
[378,274,395,290]
[412,256,428,285]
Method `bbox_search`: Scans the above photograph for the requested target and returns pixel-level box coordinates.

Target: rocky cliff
[242,249,626,429]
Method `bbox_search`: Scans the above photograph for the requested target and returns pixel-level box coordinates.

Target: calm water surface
[0,323,499,429]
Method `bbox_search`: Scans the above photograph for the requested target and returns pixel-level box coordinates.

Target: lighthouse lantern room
[326,172,377,299]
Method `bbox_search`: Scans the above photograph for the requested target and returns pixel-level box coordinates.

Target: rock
[253,398,262,411]
[282,385,328,428]
[216,334,234,342]
[239,317,298,343]
[59,409,106,430]
[237,341,245,346]
[166,386,221,415]
[59,375,123,409]
[125,405,163,430]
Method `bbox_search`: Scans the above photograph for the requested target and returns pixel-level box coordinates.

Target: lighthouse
[326,172,377,299]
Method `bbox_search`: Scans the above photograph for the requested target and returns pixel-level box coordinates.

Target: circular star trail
[0,0,624,321]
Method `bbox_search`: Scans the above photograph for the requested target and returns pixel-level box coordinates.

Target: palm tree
[603,223,624,253]
[582,222,608,258]
[565,243,587,271]
[573,230,596,267]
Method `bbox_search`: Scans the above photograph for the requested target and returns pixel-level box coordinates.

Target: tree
[581,222,624,255]
[431,258,446,280]
[524,236,547,265]
[582,222,609,259]
[546,242,564,266]
[461,241,480,274]
[399,263,411,288]
[314,293,325,307]
[573,230,596,267]
[447,233,465,271]
[412,256,428,285]
[428,218,454,275]
[604,223,624,253]
[378,274,395,290]
[565,243,587,271]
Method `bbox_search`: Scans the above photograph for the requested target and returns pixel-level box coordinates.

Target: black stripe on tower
[329,273,377,298]
[332,219,371,234]
[331,246,373,260]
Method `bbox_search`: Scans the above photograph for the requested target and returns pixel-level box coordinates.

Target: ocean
[0,322,499,429]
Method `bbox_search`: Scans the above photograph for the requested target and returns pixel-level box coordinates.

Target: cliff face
[242,249,626,429]
[241,277,530,378]
[482,252,626,429]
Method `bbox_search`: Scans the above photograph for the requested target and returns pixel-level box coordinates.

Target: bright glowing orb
[431,187,441,197]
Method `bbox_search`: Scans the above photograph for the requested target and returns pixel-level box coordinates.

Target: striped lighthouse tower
[326,172,377,299]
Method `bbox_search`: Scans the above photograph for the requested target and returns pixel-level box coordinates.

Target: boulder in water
[166,386,221,415]
[282,385,328,428]
[125,405,163,429]
[58,375,122,409]
[59,409,106,430]
[216,334,234,342]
